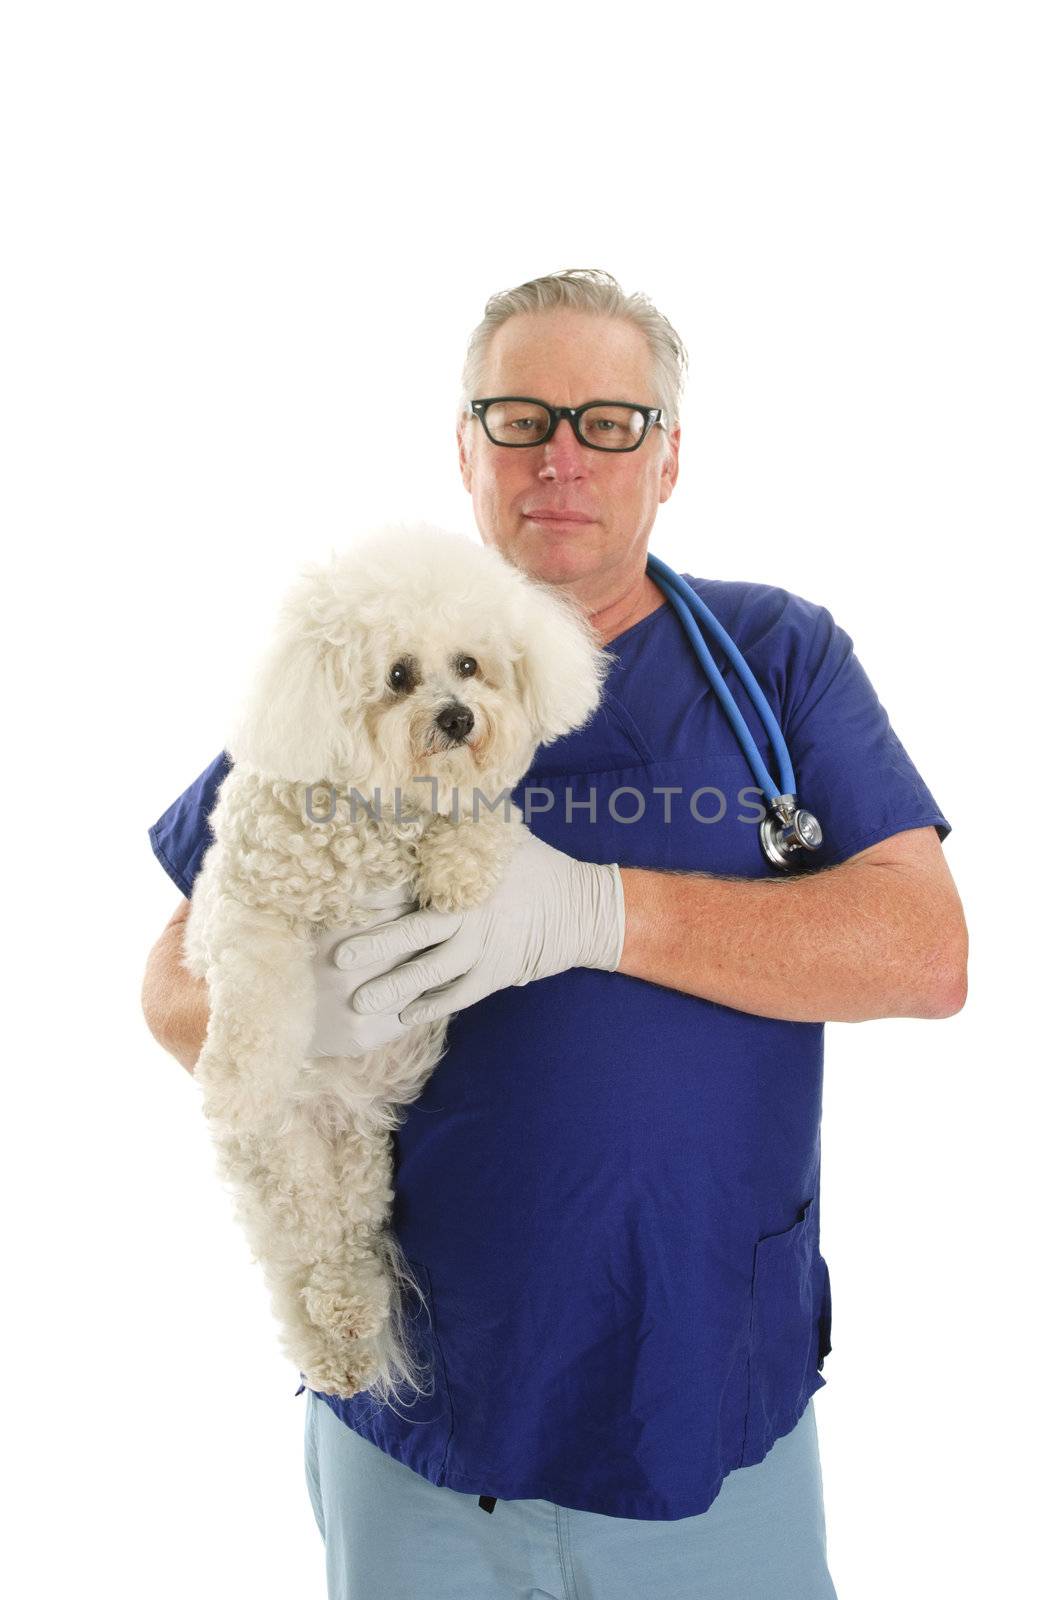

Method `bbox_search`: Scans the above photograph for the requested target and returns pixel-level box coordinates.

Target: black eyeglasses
[468,397,664,453]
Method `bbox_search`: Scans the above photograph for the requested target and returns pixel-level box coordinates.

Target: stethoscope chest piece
[759,794,824,871]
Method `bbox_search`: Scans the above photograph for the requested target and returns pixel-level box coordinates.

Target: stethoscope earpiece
[646,554,825,872]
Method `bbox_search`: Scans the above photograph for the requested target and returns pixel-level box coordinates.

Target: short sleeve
[782,605,951,869]
[148,751,232,897]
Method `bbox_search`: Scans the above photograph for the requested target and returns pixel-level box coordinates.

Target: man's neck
[584,569,668,647]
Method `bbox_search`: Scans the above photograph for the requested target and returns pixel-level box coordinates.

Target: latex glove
[308,885,418,1056]
[334,828,626,1026]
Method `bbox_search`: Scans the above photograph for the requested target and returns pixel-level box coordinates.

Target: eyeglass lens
[481,401,647,449]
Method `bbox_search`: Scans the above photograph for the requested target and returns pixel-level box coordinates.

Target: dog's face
[228,524,610,808]
[358,606,560,798]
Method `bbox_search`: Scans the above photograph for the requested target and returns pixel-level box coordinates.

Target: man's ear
[511,582,611,748]
[659,422,680,504]
[457,413,473,492]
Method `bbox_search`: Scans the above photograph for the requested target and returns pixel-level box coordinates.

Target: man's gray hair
[458,267,688,437]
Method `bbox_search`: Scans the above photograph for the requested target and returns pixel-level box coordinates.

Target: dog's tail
[356,1230,439,1415]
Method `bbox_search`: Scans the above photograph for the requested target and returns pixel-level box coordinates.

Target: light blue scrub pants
[304,1391,838,1599]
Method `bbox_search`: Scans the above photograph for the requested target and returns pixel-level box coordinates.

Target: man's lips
[522,511,595,524]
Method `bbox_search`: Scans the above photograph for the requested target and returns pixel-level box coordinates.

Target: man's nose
[539,417,587,476]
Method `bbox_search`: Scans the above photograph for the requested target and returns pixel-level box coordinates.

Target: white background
[3,3,1060,1596]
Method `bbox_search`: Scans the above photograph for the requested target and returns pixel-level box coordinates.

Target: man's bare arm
[141,898,209,1074]
[617,825,968,1024]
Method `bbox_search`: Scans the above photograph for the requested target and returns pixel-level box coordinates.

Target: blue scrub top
[150,574,951,1520]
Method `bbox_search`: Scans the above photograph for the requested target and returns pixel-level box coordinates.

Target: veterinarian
[143,268,967,1600]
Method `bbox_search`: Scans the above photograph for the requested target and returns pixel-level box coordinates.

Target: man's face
[457,310,680,590]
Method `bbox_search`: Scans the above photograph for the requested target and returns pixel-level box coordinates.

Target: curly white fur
[183,524,607,1405]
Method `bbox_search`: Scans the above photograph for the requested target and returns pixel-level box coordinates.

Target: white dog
[183,525,606,1403]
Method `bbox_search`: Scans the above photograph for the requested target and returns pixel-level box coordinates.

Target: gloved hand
[308,886,418,1056]
[333,828,626,1027]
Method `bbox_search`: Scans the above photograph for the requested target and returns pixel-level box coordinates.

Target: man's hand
[334,829,626,1027]
[309,887,418,1055]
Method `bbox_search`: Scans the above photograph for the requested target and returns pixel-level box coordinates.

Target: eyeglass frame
[467,396,665,453]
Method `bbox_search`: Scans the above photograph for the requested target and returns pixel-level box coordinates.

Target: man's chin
[514,527,602,581]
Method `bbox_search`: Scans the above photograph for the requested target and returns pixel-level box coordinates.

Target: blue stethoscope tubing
[646,553,794,802]
[645,552,823,867]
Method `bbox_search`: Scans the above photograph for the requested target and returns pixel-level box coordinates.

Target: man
[143,268,966,1598]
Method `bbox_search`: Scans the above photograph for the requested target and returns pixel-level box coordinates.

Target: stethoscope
[646,553,824,871]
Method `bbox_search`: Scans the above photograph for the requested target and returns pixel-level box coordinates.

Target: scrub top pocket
[742,1199,827,1466]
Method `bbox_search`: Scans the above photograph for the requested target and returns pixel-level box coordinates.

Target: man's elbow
[917,924,969,1019]
[142,901,207,1073]
[923,968,967,1019]
[141,947,186,1064]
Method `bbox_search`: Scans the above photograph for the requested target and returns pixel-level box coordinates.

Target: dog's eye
[387,658,417,693]
[455,656,478,678]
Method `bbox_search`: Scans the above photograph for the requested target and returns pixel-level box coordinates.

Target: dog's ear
[227,570,363,784]
[510,581,611,747]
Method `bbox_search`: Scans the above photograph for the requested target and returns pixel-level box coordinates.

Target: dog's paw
[419,874,482,916]
[415,848,487,913]
[301,1263,391,1343]
[415,816,516,913]
[292,1326,383,1401]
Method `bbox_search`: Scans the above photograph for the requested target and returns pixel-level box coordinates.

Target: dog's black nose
[436,702,474,743]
